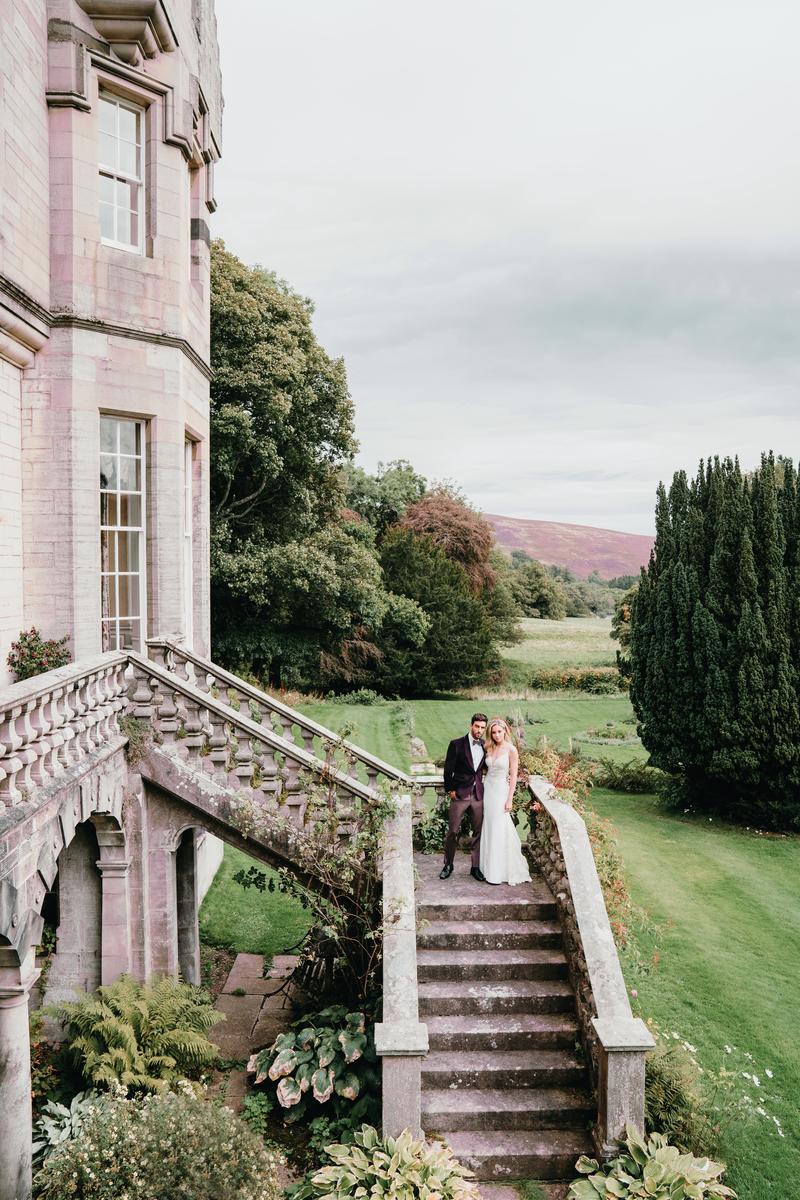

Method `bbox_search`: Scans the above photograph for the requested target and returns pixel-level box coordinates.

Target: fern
[47,975,224,1094]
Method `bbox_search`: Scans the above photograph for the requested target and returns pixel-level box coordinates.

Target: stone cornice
[0,277,210,377]
[51,313,212,379]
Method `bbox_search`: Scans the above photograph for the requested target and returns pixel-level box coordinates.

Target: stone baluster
[45,687,68,779]
[300,727,316,757]
[0,704,25,805]
[203,711,229,782]
[257,744,280,804]
[157,682,180,747]
[57,682,79,767]
[182,694,207,759]
[129,667,157,719]
[365,765,380,792]
[148,643,170,672]
[234,731,254,791]
[269,710,286,739]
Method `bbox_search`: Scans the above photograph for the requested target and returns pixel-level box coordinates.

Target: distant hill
[485,513,654,579]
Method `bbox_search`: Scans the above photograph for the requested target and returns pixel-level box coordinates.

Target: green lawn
[592,789,800,1198]
[501,615,618,668]
[199,844,310,961]
[300,694,646,768]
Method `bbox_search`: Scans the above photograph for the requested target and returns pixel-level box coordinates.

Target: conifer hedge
[630,454,800,829]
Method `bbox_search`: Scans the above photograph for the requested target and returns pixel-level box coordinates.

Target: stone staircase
[415,853,594,1183]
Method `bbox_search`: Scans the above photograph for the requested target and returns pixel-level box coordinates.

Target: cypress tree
[630,453,800,829]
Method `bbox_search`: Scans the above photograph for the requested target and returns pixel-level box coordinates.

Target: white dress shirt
[469,736,484,771]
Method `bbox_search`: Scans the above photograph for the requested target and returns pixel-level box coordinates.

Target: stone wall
[0,362,24,687]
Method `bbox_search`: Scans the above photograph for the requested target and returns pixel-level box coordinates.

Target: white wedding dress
[480,746,531,886]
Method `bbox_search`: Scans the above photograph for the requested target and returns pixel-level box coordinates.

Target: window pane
[99,203,115,241]
[115,205,132,247]
[118,574,141,619]
[118,618,140,651]
[100,455,117,489]
[118,138,138,177]
[100,492,117,526]
[99,98,116,134]
[117,106,138,145]
[118,494,142,527]
[118,456,141,491]
[129,208,139,248]
[100,417,117,452]
[117,531,140,573]
[116,179,138,210]
[100,175,115,204]
[118,420,140,456]
[99,131,117,170]
[101,532,116,572]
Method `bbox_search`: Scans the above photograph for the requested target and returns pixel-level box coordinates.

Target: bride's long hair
[485,717,515,757]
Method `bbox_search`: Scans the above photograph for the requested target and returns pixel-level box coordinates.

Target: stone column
[0,949,40,1200]
[95,826,132,984]
[176,828,200,985]
[593,1016,654,1157]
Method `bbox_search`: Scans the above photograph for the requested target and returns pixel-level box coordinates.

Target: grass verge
[199,844,311,961]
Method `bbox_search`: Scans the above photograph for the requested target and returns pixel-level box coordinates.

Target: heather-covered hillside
[485,513,654,577]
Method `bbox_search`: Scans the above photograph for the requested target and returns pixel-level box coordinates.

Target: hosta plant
[48,974,224,1093]
[292,1124,479,1200]
[248,1005,379,1127]
[568,1125,736,1200]
[31,1090,108,1167]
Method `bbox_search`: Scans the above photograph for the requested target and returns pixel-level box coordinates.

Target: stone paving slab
[479,1186,569,1200]
[415,851,553,906]
[222,952,271,995]
[212,992,265,1059]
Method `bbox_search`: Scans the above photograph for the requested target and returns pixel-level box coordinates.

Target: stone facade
[0,0,222,686]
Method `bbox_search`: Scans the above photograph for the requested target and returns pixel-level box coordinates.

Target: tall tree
[630,454,800,828]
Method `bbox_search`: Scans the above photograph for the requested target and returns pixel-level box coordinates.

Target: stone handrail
[528,775,654,1157]
[146,638,443,803]
[374,792,427,1136]
[0,653,128,806]
[127,652,391,837]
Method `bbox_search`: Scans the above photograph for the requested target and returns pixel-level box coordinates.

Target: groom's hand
[449,790,456,800]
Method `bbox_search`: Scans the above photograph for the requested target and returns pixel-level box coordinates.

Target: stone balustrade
[127,652,395,840]
[146,638,444,807]
[0,653,128,807]
[527,776,654,1156]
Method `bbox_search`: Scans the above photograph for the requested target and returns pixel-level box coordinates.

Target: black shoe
[470,866,487,883]
[439,863,454,880]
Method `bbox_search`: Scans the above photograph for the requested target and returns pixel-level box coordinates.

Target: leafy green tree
[377,530,497,695]
[630,453,800,828]
[511,558,567,619]
[342,460,427,536]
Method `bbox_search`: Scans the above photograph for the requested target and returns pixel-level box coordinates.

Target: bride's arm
[505,746,519,811]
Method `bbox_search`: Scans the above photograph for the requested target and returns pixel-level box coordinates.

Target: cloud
[214,0,800,534]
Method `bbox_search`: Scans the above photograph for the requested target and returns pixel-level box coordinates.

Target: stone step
[417,948,569,982]
[439,1129,592,1182]
[418,919,562,951]
[426,1013,579,1052]
[422,1086,593,1131]
[418,978,575,1016]
[421,1049,587,1090]
[418,898,557,923]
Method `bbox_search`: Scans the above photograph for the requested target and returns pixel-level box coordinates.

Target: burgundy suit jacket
[443,734,485,802]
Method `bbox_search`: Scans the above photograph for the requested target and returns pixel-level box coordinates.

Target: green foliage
[241,1089,275,1135]
[593,757,664,793]
[378,529,498,695]
[33,1087,285,1200]
[547,565,620,617]
[413,800,450,854]
[630,453,800,828]
[7,627,70,681]
[528,666,624,693]
[32,1091,107,1168]
[568,1124,735,1199]
[342,459,427,535]
[511,557,568,619]
[48,975,224,1093]
[612,584,637,679]
[248,1006,379,1129]
[645,1042,722,1157]
[291,1124,479,1200]
[325,688,389,705]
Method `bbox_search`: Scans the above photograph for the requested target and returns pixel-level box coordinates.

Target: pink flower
[630,989,638,998]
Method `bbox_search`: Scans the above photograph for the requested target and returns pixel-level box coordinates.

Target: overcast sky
[213,1,800,535]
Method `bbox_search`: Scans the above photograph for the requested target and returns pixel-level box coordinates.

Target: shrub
[7,627,71,682]
[527,666,624,693]
[34,1086,285,1200]
[248,1006,379,1131]
[594,757,665,793]
[413,800,449,854]
[48,975,224,1093]
[645,1041,721,1157]
[568,1124,735,1199]
[325,688,389,705]
[292,1124,479,1200]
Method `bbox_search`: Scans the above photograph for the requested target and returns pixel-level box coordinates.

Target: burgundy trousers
[443,787,484,868]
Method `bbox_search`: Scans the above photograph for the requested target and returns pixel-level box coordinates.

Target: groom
[439,713,488,882]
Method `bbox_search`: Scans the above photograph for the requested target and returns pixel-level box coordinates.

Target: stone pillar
[593,1017,654,1157]
[176,828,200,985]
[44,821,101,1004]
[0,948,40,1200]
[95,824,132,984]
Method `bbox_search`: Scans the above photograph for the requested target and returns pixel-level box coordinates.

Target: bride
[480,718,531,886]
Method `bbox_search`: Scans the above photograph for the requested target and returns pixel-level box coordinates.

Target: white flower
[724,1045,732,1054]
[742,1071,752,1081]
[752,1075,760,1088]
[765,1068,774,1079]
[756,1106,767,1116]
